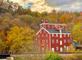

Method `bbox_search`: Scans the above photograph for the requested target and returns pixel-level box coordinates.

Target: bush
[45,52,63,60]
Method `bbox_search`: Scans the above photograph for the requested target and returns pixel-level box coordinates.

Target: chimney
[41,20,48,23]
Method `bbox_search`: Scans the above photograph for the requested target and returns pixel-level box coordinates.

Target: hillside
[0,0,82,54]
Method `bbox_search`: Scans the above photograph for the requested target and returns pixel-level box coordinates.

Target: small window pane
[60,40,62,45]
[64,39,66,43]
[56,39,58,43]
[60,47,63,52]
[52,34,54,37]
[52,40,54,43]
[56,34,58,37]
[52,48,54,52]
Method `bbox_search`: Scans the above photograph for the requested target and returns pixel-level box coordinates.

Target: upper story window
[64,34,66,37]
[52,34,54,37]
[64,39,66,43]
[46,34,48,37]
[52,39,54,44]
[46,40,48,43]
[68,34,70,37]
[60,34,62,38]
[56,39,58,43]
[56,34,58,37]
[60,40,62,45]
[42,34,44,37]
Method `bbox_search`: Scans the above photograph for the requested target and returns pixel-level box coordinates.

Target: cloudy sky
[9,0,82,12]
[47,0,82,12]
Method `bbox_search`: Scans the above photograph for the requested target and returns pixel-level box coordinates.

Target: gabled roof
[36,27,50,35]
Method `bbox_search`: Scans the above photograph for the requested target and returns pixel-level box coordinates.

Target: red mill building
[36,21,71,52]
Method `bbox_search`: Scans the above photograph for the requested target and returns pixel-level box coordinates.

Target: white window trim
[56,34,58,37]
[52,34,54,37]
[64,39,66,43]
[52,48,54,52]
[52,39,54,44]
[56,39,58,43]
[60,40,62,45]
[60,47,63,52]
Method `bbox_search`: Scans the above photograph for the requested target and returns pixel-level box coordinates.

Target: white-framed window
[64,39,66,43]
[60,40,62,45]
[52,48,54,52]
[56,34,58,37]
[67,46,69,50]
[64,34,66,37]
[60,34,62,38]
[56,39,58,43]
[52,34,54,37]
[68,34,70,37]
[60,47,63,52]
[64,45,67,49]
[56,46,58,51]
[52,39,54,44]
[46,34,48,37]
[42,34,43,37]
[46,40,48,43]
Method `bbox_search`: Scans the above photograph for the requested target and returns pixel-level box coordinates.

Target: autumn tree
[7,25,35,54]
[71,23,82,44]
[0,39,6,54]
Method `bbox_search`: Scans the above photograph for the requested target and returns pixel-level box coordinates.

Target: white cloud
[9,0,82,12]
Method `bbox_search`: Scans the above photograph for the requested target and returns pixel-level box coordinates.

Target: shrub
[45,52,63,60]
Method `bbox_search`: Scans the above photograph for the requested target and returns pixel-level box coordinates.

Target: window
[67,46,69,50]
[56,34,58,37]
[64,34,66,37]
[60,47,63,52]
[64,39,66,43]
[46,34,48,37]
[56,46,58,51]
[52,48,54,52]
[52,34,54,37]
[68,34,70,37]
[52,39,54,44]
[60,40,62,45]
[46,40,48,43]
[64,45,67,49]
[56,39,58,43]
[60,34,62,38]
